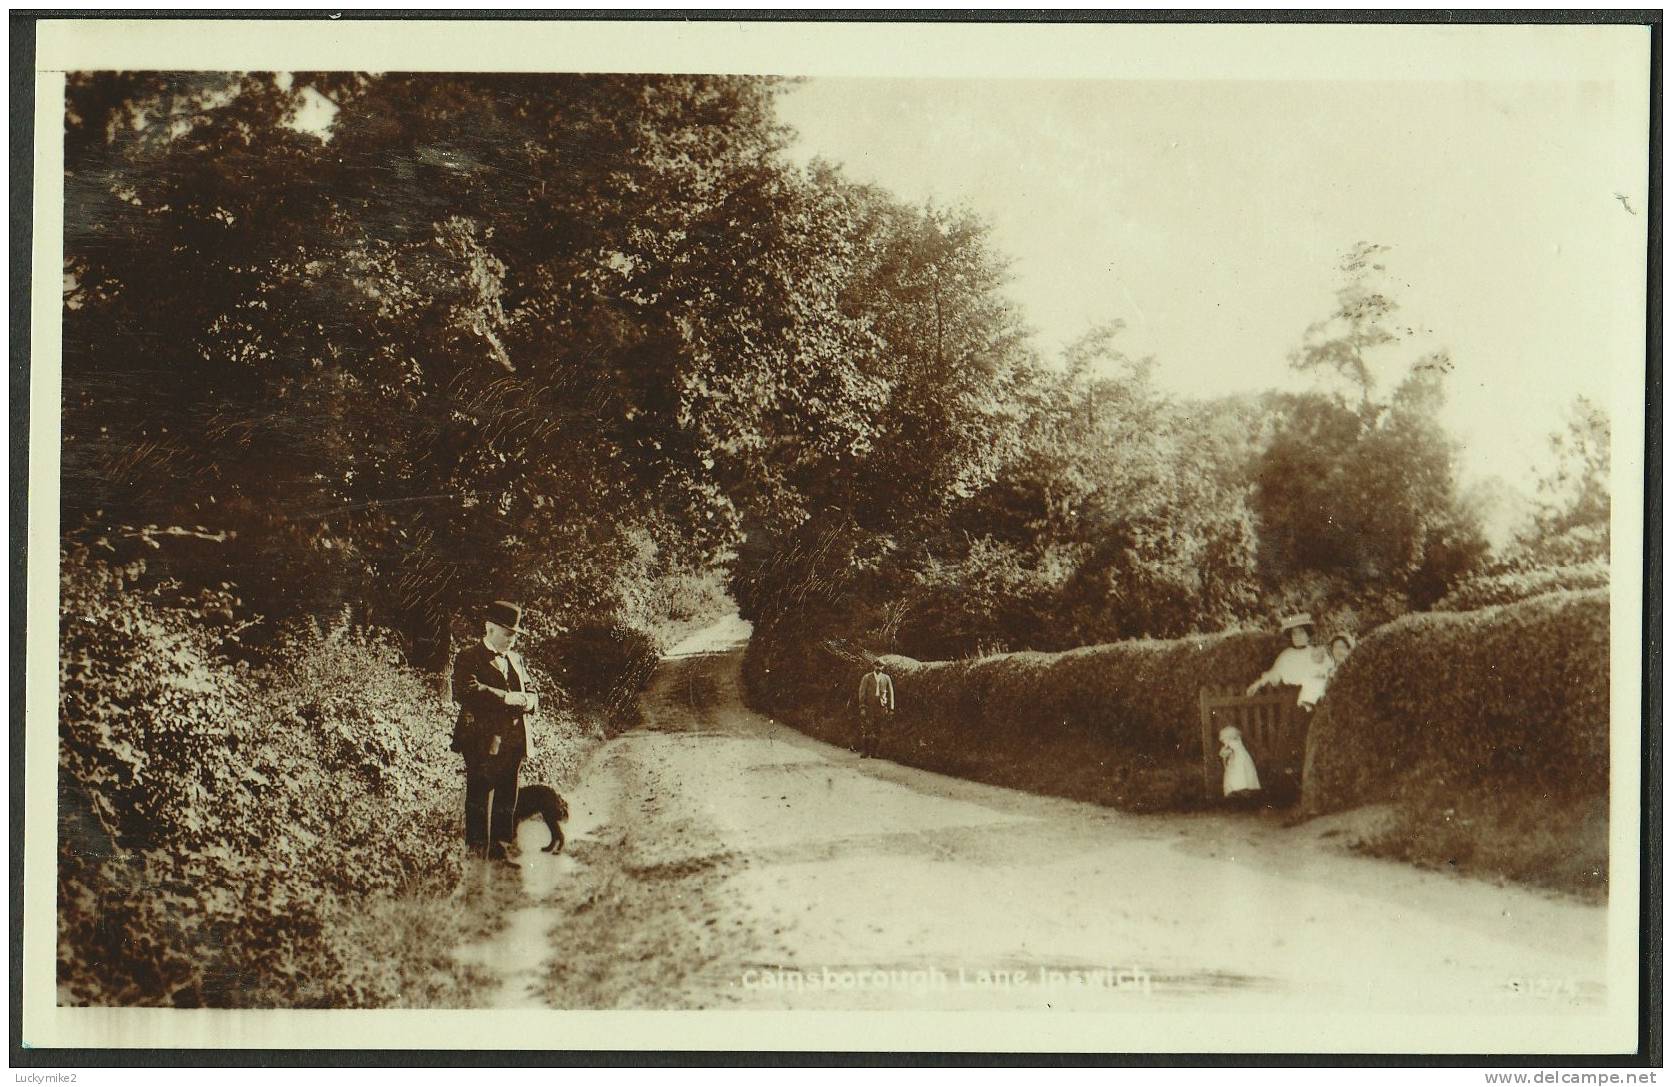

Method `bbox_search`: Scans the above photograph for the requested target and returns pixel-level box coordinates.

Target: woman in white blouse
[1245,612,1334,709]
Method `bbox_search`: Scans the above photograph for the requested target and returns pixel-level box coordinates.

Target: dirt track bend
[455,615,1607,1013]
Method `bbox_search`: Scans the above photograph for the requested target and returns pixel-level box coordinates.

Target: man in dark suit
[451,600,539,864]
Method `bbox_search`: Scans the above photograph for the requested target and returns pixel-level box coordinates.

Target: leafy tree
[1514,396,1611,565]
[762,320,1266,659]
[1290,240,1455,403]
[925,325,1261,649]
[729,190,1039,632]
[1253,246,1487,614]
[63,72,917,664]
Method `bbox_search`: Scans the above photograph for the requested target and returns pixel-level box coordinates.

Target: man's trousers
[463,754,522,854]
[857,708,888,756]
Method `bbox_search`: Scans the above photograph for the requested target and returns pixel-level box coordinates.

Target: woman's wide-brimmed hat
[1278,612,1315,632]
[485,600,527,634]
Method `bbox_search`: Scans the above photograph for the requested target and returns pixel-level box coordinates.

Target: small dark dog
[513,784,570,853]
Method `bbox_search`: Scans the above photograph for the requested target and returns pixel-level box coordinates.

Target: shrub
[892,540,1071,659]
[59,550,248,856]
[1301,589,1609,896]
[1255,570,1410,646]
[536,621,660,733]
[630,566,735,652]
[1433,562,1610,613]
[747,624,1278,811]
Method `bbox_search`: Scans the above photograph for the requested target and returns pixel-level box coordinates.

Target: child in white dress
[1218,725,1262,797]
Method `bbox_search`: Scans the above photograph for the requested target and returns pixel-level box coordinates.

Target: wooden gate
[1198,686,1308,802]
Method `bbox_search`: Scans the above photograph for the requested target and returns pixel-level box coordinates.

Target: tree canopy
[65,74,1514,666]
[64,73,1036,663]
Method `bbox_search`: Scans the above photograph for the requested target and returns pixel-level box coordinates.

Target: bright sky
[777,77,1647,490]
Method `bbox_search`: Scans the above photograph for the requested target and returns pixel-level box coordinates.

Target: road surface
[456,615,1608,1019]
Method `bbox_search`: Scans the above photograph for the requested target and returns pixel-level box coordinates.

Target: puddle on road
[452,803,592,1008]
[454,902,567,1009]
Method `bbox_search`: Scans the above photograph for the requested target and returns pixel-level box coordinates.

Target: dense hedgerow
[751,588,1613,895]
[1302,589,1609,896]
[534,622,660,733]
[746,623,1277,811]
[58,545,595,1006]
[1432,562,1610,613]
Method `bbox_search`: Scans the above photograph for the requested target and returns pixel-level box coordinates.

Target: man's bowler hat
[485,600,527,634]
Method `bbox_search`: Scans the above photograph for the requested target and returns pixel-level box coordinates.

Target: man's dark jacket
[450,642,532,766]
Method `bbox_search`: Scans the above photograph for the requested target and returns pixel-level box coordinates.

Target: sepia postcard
[19,14,1655,1059]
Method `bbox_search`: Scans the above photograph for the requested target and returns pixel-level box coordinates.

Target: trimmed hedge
[1433,562,1610,613]
[749,587,1611,895]
[746,624,1278,811]
[1302,589,1609,896]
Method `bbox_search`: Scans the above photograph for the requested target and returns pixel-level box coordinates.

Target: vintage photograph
[23,16,1651,1056]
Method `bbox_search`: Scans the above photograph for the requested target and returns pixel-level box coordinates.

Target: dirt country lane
[466,616,1608,1021]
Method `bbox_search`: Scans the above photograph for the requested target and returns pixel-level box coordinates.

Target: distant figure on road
[856,661,895,759]
[1246,612,1333,711]
[1218,725,1262,798]
[451,600,540,866]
